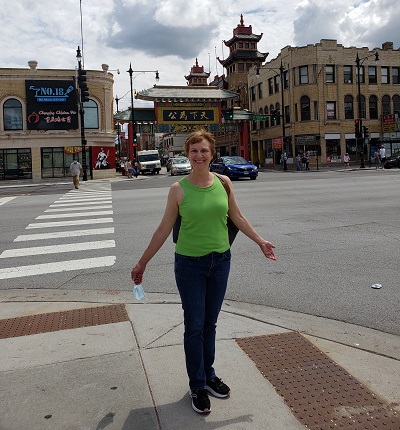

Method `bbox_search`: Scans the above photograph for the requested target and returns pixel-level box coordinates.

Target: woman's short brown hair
[184,129,216,157]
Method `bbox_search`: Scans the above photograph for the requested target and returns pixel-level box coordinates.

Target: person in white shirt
[379,144,386,169]
[69,160,83,189]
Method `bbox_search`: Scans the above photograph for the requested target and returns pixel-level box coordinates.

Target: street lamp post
[127,64,159,160]
[76,46,88,181]
[115,95,121,160]
[355,51,379,168]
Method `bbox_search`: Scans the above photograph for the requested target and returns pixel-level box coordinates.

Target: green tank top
[175,176,230,256]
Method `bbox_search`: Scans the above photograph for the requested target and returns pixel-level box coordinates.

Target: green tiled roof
[136,85,239,102]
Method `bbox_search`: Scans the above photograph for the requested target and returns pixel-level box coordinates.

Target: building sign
[273,137,283,149]
[26,80,79,130]
[158,107,218,124]
[382,114,398,132]
[155,123,235,133]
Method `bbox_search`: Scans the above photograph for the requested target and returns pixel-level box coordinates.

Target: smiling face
[187,139,213,169]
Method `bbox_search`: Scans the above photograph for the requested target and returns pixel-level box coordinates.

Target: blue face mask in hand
[133,284,145,301]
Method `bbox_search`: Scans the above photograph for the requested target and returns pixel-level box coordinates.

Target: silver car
[170,157,192,176]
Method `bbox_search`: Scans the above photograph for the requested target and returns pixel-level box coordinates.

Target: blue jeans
[174,250,231,390]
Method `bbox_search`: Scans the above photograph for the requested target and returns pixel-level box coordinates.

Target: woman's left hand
[260,241,276,260]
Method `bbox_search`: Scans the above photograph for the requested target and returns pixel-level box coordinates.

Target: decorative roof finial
[240,14,244,26]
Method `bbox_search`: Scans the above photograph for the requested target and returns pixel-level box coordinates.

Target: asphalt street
[0,168,399,336]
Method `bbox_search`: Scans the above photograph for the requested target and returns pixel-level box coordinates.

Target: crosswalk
[0,182,116,279]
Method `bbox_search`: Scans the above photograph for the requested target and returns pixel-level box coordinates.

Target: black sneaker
[205,377,230,398]
[190,389,211,414]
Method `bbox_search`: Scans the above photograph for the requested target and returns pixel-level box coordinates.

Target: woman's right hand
[131,262,146,285]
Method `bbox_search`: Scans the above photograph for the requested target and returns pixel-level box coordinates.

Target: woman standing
[131,129,276,414]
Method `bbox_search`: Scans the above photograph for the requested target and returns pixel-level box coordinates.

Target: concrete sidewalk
[0,288,399,430]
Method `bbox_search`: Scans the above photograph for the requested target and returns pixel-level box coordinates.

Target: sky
[1,0,399,111]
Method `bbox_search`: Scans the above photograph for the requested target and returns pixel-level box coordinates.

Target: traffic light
[363,126,369,140]
[271,109,279,121]
[133,136,137,143]
[354,119,360,138]
[77,69,89,103]
[228,108,234,120]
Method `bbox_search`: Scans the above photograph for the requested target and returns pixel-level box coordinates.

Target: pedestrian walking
[125,159,133,178]
[305,151,310,170]
[343,153,350,168]
[374,148,381,170]
[296,154,301,171]
[69,159,83,189]
[131,129,276,414]
[379,144,387,169]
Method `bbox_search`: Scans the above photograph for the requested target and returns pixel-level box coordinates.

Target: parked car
[170,157,192,176]
[209,156,258,180]
[384,153,400,169]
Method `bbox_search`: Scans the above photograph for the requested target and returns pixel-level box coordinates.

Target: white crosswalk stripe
[0,256,116,279]
[0,182,116,279]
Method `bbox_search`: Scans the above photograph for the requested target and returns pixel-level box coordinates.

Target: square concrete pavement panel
[140,340,304,430]
[0,352,159,430]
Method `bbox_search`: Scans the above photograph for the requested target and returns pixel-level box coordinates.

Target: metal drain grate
[0,304,129,339]
[236,331,400,429]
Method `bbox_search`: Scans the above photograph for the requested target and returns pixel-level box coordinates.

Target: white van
[137,150,161,175]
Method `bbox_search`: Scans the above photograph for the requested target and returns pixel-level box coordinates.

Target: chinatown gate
[125,86,251,159]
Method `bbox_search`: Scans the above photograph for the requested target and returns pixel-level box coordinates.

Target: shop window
[300,96,311,121]
[83,100,99,129]
[344,95,354,119]
[368,66,377,84]
[327,102,336,119]
[369,95,378,119]
[381,67,390,84]
[344,66,353,83]
[299,66,308,84]
[3,99,23,130]
[0,148,32,180]
[326,65,335,83]
[382,95,391,115]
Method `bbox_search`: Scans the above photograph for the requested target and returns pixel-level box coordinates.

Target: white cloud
[0,0,398,111]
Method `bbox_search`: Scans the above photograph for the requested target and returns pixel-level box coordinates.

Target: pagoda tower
[185,58,210,86]
[218,14,268,108]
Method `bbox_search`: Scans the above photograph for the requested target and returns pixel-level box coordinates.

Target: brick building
[247,39,400,167]
[0,60,116,181]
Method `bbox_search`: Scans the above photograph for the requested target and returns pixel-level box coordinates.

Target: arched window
[393,95,400,116]
[356,94,366,118]
[382,95,391,116]
[344,95,354,119]
[264,106,269,128]
[300,96,311,121]
[83,99,99,129]
[270,104,275,126]
[275,102,281,125]
[369,95,378,119]
[3,98,23,130]
[259,108,264,129]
